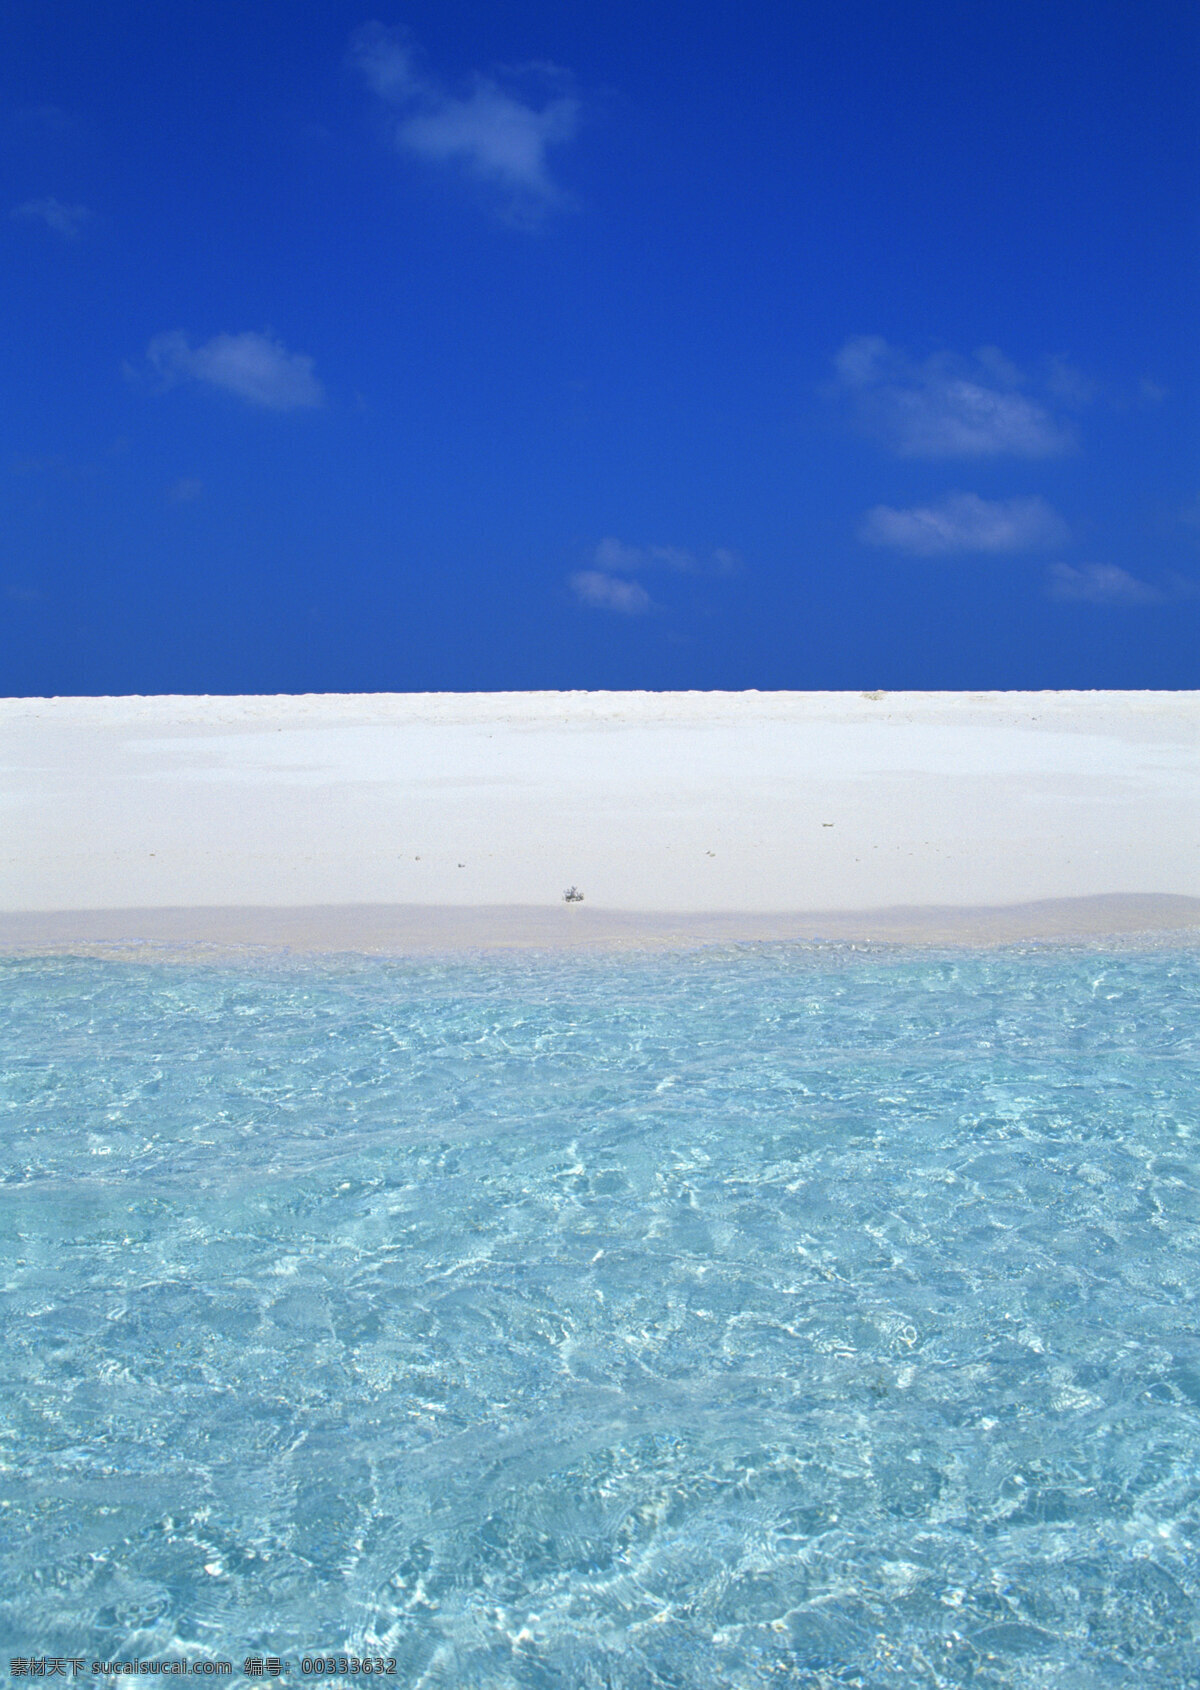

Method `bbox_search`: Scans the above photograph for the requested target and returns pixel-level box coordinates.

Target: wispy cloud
[832,337,1074,458]
[860,492,1069,555]
[1045,356,1099,406]
[166,477,203,504]
[350,22,579,216]
[570,570,652,614]
[1045,564,1182,605]
[12,197,93,239]
[592,537,738,575]
[568,537,739,614]
[144,331,324,411]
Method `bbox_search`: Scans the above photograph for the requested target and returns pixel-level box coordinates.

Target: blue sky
[4,0,1198,693]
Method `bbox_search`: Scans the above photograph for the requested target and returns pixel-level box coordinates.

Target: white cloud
[832,337,1074,458]
[592,537,738,575]
[1046,564,1166,605]
[350,22,578,212]
[350,25,422,101]
[401,84,577,201]
[12,197,93,238]
[594,537,693,573]
[570,571,652,614]
[145,331,323,410]
[860,492,1069,555]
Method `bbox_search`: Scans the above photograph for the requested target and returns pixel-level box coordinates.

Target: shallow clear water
[2,944,1199,1686]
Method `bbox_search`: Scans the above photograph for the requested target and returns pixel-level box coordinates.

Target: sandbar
[1,690,1196,955]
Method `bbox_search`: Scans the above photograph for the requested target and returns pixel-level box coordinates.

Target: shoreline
[2,894,1198,962]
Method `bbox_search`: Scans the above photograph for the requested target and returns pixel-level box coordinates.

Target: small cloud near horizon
[143,331,324,411]
[350,22,579,217]
[1046,563,1167,605]
[832,337,1075,458]
[569,536,740,614]
[12,197,93,239]
[860,492,1069,555]
[593,536,738,575]
[570,570,652,614]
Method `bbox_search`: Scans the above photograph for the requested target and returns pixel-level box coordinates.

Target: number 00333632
[299,1660,397,1677]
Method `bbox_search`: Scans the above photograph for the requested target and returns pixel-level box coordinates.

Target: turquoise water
[2,944,1199,1686]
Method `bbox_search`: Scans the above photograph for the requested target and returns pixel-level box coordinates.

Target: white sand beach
[1,690,1197,951]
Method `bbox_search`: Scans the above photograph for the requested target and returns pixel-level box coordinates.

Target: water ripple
[1,943,1198,1685]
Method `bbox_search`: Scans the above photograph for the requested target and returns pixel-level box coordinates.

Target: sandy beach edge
[5,692,1197,955]
[2,894,1198,963]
